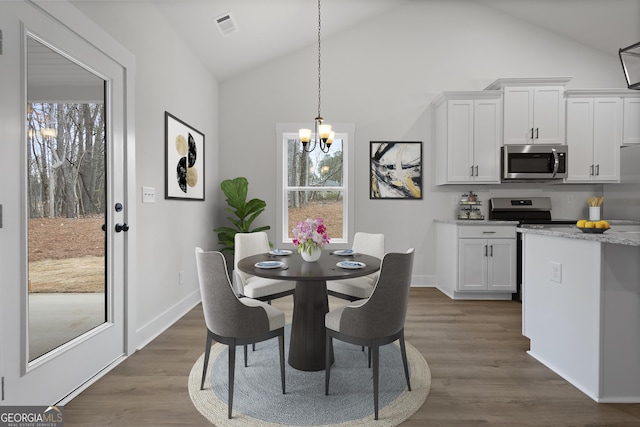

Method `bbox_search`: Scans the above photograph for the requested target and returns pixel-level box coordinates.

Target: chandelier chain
[317,0,322,120]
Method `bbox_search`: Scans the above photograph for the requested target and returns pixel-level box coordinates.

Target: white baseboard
[410,274,437,287]
[135,288,202,351]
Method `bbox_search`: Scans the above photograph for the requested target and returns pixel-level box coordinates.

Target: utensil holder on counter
[589,207,601,221]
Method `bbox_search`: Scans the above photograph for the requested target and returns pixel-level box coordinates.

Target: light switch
[551,262,562,283]
[142,187,156,203]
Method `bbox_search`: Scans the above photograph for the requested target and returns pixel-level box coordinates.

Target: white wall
[604,145,640,221]
[219,0,628,285]
[71,1,220,346]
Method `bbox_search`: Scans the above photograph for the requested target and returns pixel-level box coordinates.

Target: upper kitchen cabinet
[434,91,502,185]
[623,96,640,145]
[565,91,622,183]
[485,77,572,145]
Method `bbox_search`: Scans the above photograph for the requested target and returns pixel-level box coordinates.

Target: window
[276,123,354,247]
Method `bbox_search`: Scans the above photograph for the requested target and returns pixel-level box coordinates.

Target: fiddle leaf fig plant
[214,177,270,254]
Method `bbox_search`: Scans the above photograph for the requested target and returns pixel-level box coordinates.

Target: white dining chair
[233,232,296,302]
[327,232,385,301]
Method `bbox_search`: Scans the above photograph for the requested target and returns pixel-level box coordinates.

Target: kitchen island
[520,224,640,403]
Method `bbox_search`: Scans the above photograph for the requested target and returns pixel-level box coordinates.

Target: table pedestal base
[288,280,334,371]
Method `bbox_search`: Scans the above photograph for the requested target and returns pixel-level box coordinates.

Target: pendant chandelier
[299,0,334,153]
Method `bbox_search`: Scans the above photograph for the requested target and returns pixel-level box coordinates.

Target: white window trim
[275,122,355,248]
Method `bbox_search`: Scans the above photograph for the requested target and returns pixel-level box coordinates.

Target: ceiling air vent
[214,12,238,37]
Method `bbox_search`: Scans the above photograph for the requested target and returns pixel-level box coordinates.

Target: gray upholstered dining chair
[195,247,286,419]
[233,232,296,301]
[327,232,385,301]
[325,248,414,421]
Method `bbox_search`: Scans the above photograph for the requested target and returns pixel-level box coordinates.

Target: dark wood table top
[237,250,380,281]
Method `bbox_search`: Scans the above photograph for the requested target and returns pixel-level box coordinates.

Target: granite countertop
[518,224,640,247]
[435,219,519,226]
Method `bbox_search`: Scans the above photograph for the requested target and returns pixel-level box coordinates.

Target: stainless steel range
[488,197,576,301]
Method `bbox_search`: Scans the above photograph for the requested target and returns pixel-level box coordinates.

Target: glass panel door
[26,36,107,361]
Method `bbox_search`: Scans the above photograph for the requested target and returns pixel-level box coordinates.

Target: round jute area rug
[188,332,430,427]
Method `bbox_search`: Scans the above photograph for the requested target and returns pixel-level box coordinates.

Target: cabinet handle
[590,164,594,176]
[535,128,539,139]
[475,165,478,176]
[530,128,534,139]
[482,231,496,234]
[489,245,493,257]
[484,245,488,257]
[596,164,600,176]
[470,165,474,177]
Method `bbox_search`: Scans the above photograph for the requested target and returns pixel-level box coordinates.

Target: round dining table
[237,250,381,371]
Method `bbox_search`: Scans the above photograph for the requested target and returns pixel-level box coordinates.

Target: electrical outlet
[179,270,184,286]
[551,262,562,283]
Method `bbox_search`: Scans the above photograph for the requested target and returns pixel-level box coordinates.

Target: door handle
[551,147,559,177]
[115,223,129,233]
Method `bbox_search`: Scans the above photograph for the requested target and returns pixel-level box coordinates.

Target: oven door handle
[551,148,559,177]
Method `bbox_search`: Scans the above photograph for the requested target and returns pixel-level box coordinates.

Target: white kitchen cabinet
[623,97,640,145]
[459,238,516,292]
[566,95,621,183]
[485,77,571,145]
[436,222,516,300]
[434,92,501,185]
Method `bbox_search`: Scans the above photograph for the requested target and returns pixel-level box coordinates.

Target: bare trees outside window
[27,102,105,219]
[285,136,345,240]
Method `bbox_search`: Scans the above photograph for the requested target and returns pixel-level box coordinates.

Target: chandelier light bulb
[318,123,331,142]
[326,131,335,146]
[299,128,312,143]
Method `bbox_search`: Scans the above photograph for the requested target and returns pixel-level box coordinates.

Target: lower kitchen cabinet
[459,238,516,292]
[436,222,516,300]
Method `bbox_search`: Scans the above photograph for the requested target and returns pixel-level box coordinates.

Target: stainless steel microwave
[502,144,568,181]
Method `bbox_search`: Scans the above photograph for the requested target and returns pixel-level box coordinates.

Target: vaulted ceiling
[66,0,640,83]
[147,0,640,82]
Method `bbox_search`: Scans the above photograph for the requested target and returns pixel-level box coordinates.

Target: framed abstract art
[165,111,205,200]
[370,141,422,200]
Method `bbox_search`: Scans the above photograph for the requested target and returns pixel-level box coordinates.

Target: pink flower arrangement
[292,218,330,254]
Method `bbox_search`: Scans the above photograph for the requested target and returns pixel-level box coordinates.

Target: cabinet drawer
[459,226,516,239]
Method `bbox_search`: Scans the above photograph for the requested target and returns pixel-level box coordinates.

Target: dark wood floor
[64,288,640,426]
